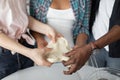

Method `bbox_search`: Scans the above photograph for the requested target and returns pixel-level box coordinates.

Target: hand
[62,44,92,74]
[29,47,53,67]
[45,27,63,43]
[37,39,48,48]
[36,35,48,49]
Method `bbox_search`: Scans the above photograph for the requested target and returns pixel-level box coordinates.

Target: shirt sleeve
[110,0,120,28]
[79,0,91,36]
[0,5,7,33]
[29,0,36,17]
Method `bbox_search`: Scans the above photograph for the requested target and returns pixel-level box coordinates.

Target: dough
[46,37,72,63]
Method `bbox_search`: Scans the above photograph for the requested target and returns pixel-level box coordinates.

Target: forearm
[94,25,120,49]
[0,33,31,57]
[28,16,49,35]
[76,33,88,47]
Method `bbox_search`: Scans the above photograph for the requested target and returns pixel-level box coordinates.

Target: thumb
[47,34,56,43]
[42,60,53,67]
[36,58,53,67]
[42,48,53,67]
[51,36,56,43]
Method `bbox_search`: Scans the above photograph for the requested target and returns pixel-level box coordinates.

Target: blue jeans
[89,48,120,69]
[0,41,34,79]
[88,35,120,70]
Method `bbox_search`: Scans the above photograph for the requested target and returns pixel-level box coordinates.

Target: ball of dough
[46,37,72,63]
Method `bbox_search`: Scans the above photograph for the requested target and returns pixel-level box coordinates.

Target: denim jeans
[89,48,120,69]
[0,41,34,79]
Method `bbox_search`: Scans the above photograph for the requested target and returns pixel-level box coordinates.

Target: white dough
[46,37,72,63]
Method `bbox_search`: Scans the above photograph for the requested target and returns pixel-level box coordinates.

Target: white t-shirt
[46,7,75,47]
[92,0,115,51]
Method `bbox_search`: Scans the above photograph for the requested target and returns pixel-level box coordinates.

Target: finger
[42,60,53,67]
[62,59,75,66]
[73,45,78,49]
[51,36,56,43]
[53,36,57,43]
[47,34,54,42]
[64,64,77,75]
[57,33,63,37]
[53,33,63,43]
[37,59,53,67]
[64,51,76,57]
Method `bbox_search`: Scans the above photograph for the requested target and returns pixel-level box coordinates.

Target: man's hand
[62,44,92,75]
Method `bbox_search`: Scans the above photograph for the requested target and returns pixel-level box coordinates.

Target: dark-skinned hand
[62,44,92,75]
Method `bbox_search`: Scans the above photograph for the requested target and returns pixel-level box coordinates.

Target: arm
[93,25,120,49]
[28,16,52,35]
[75,33,88,47]
[28,16,62,43]
[30,30,48,48]
[0,32,31,57]
[63,25,120,74]
[0,32,52,66]
[75,0,91,47]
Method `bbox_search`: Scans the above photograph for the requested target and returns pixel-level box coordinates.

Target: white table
[2,63,100,80]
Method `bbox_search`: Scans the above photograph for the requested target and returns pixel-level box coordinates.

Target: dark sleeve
[109,0,120,29]
[109,0,120,58]
[29,0,37,17]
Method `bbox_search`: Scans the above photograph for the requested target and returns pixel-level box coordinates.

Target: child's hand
[29,47,53,67]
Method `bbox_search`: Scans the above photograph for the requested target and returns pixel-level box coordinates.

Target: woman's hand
[28,47,53,67]
[45,26,63,43]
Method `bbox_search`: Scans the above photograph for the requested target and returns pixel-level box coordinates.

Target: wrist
[22,48,33,58]
[89,42,99,51]
[43,25,51,35]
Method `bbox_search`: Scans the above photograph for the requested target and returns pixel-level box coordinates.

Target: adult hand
[36,35,48,49]
[62,44,92,74]
[29,47,53,67]
[45,27,63,43]
[29,30,48,48]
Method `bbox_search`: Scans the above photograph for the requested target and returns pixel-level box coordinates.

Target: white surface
[92,0,115,51]
[3,63,119,80]
[78,66,120,80]
[46,7,75,48]
[2,63,81,80]
[84,68,120,80]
